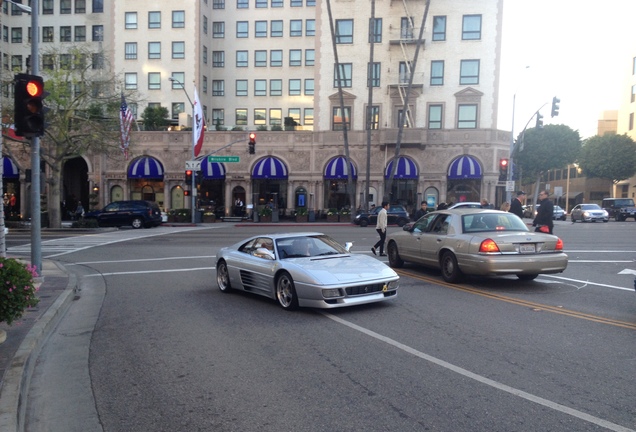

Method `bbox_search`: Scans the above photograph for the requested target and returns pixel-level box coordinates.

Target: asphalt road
[21,221,636,431]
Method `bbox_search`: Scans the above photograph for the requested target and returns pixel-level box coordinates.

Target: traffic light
[551,96,560,117]
[536,113,544,129]
[498,158,509,181]
[248,132,256,154]
[185,170,193,183]
[14,73,47,137]
[184,189,191,196]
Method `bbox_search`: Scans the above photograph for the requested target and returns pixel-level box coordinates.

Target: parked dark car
[353,205,410,227]
[84,200,163,229]
[602,198,636,221]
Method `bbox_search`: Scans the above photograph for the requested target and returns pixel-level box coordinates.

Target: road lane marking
[321,312,635,432]
[66,256,217,266]
[83,267,215,277]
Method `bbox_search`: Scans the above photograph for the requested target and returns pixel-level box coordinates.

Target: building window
[92,53,104,69]
[213,51,225,67]
[75,0,86,14]
[172,103,185,119]
[288,108,301,125]
[125,12,137,29]
[92,0,103,13]
[368,62,380,87]
[270,79,282,96]
[271,20,283,37]
[460,59,479,85]
[148,73,161,90]
[203,16,208,34]
[255,21,267,37]
[236,50,248,67]
[306,0,315,6]
[254,109,267,125]
[11,55,21,71]
[256,0,267,7]
[632,84,636,103]
[335,19,353,43]
[42,55,55,70]
[304,108,314,125]
[213,80,225,96]
[254,80,267,96]
[213,0,225,9]
[397,109,411,128]
[74,26,86,42]
[92,25,103,41]
[430,60,444,86]
[400,17,413,40]
[289,49,301,66]
[366,105,380,130]
[171,72,185,88]
[457,104,477,129]
[60,54,72,69]
[290,20,302,37]
[255,50,267,67]
[289,79,301,95]
[203,76,208,93]
[237,0,249,8]
[42,0,54,14]
[60,0,72,14]
[212,109,224,125]
[369,18,382,43]
[334,63,352,87]
[236,80,248,96]
[213,22,224,38]
[305,49,314,66]
[149,11,161,29]
[203,46,208,64]
[270,109,282,126]
[306,19,315,36]
[399,61,411,84]
[236,109,247,125]
[291,0,302,6]
[270,50,282,67]
[172,10,185,28]
[462,15,481,40]
[125,42,137,60]
[271,0,283,6]
[42,27,54,42]
[60,26,72,42]
[125,73,137,90]
[428,104,442,129]
[630,113,634,131]
[172,41,185,59]
[305,79,314,95]
[432,16,446,41]
[148,42,161,59]
[332,107,351,130]
[237,21,249,38]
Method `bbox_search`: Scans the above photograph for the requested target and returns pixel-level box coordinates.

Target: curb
[0,263,76,432]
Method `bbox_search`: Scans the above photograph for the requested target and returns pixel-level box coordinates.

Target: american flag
[119,93,134,159]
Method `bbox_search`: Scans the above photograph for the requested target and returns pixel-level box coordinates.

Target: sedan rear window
[462,213,528,233]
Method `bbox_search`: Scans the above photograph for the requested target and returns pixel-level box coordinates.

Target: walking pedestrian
[533,190,554,234]
[371,201,389,257]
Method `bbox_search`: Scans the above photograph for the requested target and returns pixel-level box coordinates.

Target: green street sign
[208,156,240,163]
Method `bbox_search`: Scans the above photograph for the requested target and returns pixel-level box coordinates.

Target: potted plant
[0,258,40,337]
[258,206,273,222]
[326,208,339,222]
[295,207,308,223]
[202,211,216,223]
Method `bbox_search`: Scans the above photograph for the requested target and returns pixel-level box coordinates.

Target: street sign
[505,181,515,192]
[208,156,240,163]
[185,160,201,170]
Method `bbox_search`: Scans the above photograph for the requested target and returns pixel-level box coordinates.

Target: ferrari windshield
[276,235,348,259]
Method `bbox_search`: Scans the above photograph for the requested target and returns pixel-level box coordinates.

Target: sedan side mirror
[403,222,414,231]
[344,242,353,252]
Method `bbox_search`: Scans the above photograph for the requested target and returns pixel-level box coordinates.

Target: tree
[141,106,169,131]
[577,133,636,187]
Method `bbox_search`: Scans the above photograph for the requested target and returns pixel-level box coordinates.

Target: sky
[498,0,636,139]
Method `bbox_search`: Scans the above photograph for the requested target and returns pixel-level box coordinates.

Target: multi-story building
[616,55,636,200]
[1,0,511,223]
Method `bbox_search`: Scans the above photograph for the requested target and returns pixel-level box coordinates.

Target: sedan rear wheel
[440,251,463,283]
[387,241,404,268]
[131,217,144,229]
[216,260,232,292]
[517,274,538,281]
[276,272,299,310]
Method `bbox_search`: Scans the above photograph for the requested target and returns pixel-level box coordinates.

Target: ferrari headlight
[387,280,399,290]
[322,288,342,298]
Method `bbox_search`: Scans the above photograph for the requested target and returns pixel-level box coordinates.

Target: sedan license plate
[519,243,536,254]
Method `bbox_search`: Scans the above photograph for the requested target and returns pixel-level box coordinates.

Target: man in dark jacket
[413,201,427,221]
[509,191,526,219]
[533,190,554,234]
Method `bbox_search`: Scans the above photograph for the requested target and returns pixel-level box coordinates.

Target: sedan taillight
[479,239,500,253]
[555,238,564,251]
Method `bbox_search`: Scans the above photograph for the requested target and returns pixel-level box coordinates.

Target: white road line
[66,256,217,266]
[540,274,635,292]
[321,312,635,432]
[83,267,215,277]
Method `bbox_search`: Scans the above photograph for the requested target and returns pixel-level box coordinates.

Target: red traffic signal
[14,73,47,137]
[499,158,508,168]
[498,158,509,181]
[185,170,193,183]
[248,132,256,154]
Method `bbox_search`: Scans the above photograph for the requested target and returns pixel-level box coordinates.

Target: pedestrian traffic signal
[185,170,193,183]
[551,96,560,117]
[248,132,256,154]
[536,113,544,129]
[499,158,509,181]
[14,73,48,137]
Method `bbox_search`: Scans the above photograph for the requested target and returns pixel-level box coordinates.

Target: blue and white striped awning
[385,157,418,179]
[201,161,226,179]
[252,157,288,179]
[2,157,19,179]
[447,156,482,179]
[127,156,164,179]
[324,156,357,179]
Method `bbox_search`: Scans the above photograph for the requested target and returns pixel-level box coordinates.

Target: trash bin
[195,209,203,223]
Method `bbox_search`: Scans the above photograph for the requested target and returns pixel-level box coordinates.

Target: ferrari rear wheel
[440,251,463,283]
[217,260,232,292]
[276,272,299,310]
[387,241,404,268]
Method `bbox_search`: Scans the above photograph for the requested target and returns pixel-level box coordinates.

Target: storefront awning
[201,161,226,179]
[252,156,288,179]
[324,156,357,179]
[447,156,482,179]
[2,157,19,179]
[385,156,418,179]
[127,156,164,179]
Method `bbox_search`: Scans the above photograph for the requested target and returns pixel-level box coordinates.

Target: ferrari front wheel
[216,260,232,292]
[276,272,299,310]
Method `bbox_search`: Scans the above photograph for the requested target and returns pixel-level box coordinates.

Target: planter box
[202,215,216,223]
[259,215,272,222]
[296,215,308,223]
[326,214,339,222]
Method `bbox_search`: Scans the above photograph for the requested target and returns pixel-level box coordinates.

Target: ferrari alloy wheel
[440,251,463,283]
[216,260,232,292]
[276,272,299,310]
[387,241,404,268]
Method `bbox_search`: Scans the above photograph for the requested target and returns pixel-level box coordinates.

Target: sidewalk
[0,259,75,432]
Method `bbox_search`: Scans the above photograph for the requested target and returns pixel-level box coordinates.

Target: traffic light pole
[30,0,42,275]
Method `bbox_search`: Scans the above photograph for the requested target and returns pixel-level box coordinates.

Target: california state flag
[193,87,205,157]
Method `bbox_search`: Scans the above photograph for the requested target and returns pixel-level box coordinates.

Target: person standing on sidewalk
[371,201,389,257]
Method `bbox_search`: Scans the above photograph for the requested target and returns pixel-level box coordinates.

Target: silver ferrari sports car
[215,232,399,310]
[386,209,568,283]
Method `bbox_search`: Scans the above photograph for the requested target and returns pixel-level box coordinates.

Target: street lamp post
[168,77,196,223]
[506,66,530,204]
